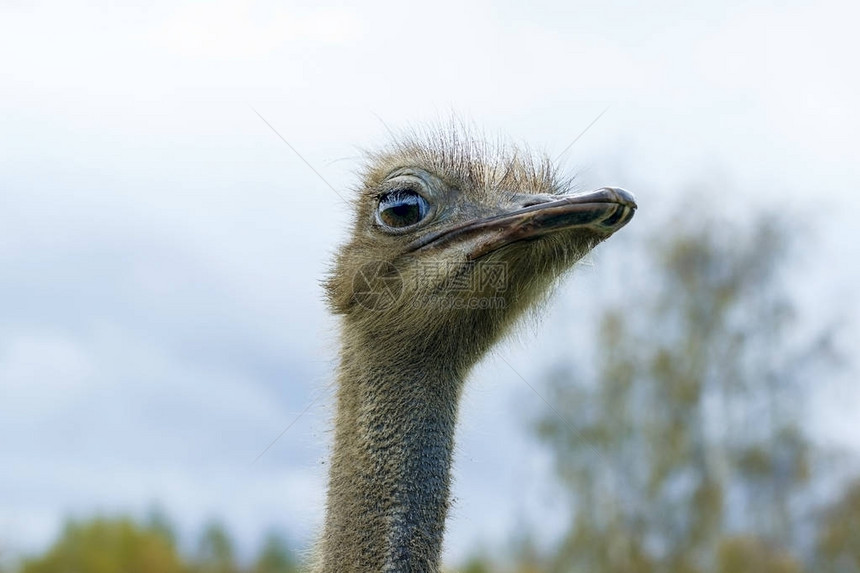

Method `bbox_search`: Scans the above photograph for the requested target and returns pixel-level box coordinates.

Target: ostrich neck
[316,331,466,573]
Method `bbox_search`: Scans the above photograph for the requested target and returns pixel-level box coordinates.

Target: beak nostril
[519,195,554,208]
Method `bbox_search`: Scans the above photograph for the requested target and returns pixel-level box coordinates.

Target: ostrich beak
[409,187,637,260]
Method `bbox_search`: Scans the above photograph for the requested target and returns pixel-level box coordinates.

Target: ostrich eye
[376,190,430,229]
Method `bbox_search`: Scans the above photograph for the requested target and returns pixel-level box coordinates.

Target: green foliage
[146,506,179,547]
[20,516,186,573]
[13,515,301,573]
[252,532,300,573]
[194,521,237,573]
[716,536,801,573]
[460,556,493,573]
[816,479,860,572]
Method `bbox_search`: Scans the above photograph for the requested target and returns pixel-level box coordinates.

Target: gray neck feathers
[316,334,465,572]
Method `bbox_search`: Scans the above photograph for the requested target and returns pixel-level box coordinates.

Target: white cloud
[154,3,363,59]
[0,332,96,407]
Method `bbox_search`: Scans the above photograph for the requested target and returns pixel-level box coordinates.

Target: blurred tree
[252,531,300,573]
[816,478,860,572]
[453,525,550,572]
[716,536,801,573]
[10,514,309,573]
[145,505,179,547]
[535,199,837,572]
[194,521,237,573]
[19,516,186,573]
[507,530,545,573]
[459,556,493,573]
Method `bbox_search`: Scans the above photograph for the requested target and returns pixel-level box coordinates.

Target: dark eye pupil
[378,191,428,228]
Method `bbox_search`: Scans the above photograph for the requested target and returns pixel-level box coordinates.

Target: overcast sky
[1,0,858,565]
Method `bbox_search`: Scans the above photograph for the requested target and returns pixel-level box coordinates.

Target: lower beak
[409,187,637,260]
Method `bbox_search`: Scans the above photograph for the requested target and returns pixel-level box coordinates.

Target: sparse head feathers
[358,123,571,202]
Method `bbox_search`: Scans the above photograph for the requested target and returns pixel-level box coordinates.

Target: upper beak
[408,187,637,260]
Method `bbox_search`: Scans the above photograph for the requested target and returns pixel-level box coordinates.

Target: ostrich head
[325,127,635,371]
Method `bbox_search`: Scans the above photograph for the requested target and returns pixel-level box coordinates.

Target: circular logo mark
[352,261,403,311]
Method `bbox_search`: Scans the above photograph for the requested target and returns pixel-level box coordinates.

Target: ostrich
[316,127,636,572]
